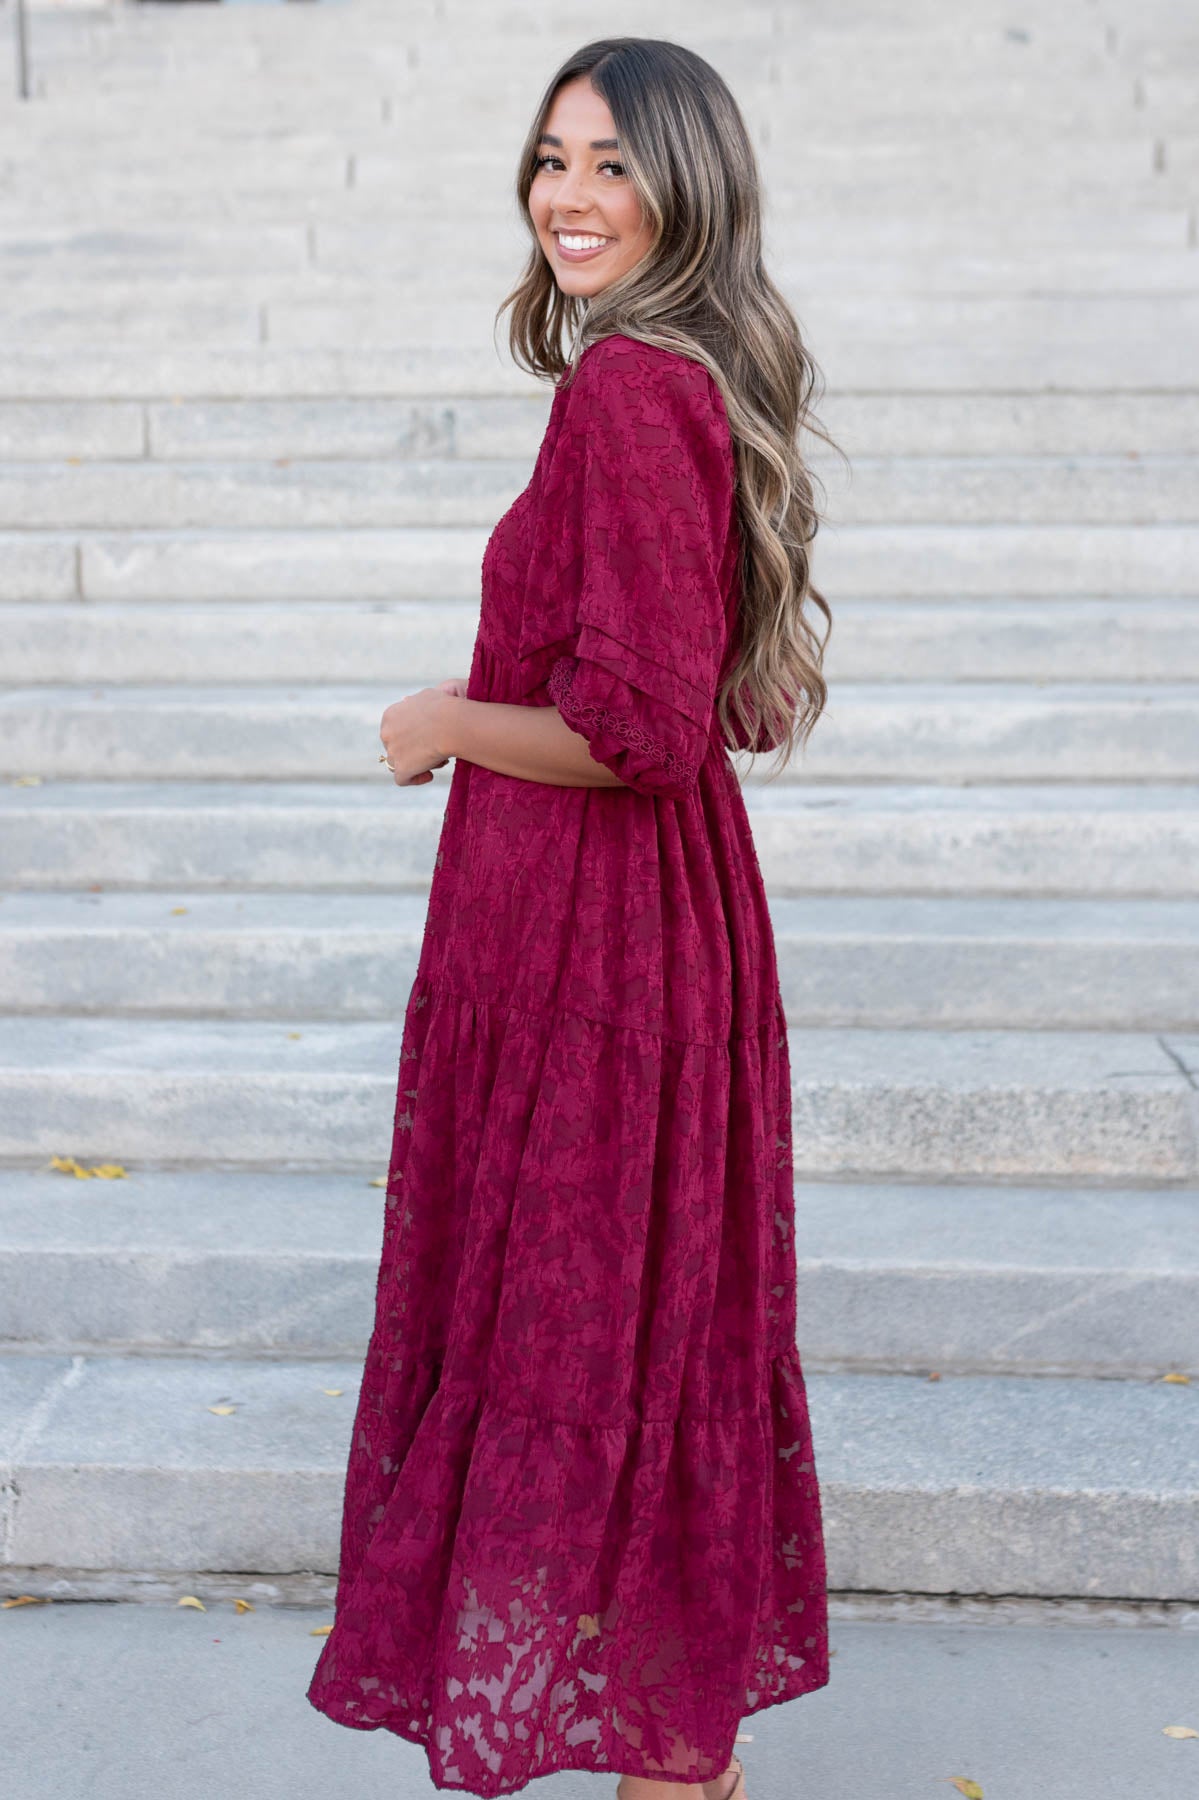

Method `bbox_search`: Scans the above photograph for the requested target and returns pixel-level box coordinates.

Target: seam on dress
[410,971,781,1049]
[576,619,715,715]
[370,1353,798,1429]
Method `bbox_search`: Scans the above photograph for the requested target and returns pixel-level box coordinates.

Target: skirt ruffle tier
[306,978,830,1795]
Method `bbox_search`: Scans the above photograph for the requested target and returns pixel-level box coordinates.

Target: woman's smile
[553,229,616,262]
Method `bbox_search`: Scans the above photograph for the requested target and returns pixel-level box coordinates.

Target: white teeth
[558,233,609,251]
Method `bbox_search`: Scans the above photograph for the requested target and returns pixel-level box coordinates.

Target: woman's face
[529,76,655,298]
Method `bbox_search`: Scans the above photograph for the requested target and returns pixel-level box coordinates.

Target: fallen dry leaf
[927,1370,942,1381]
[1160,1372,1191,1385]
[2,1595,49,1608]
[577,1613,600,1638]
[320,1388,344,1397]
[368,1175,387,1187]
[48,1155,127,1180]
[49,1155,92,1178]
[311,1624,333,1636]
[1163,1725,1198,1739]
[170,906,188,916]
[11,774,42,786]
[233,1599,255,1614]
[945,1782,984,1798]
[177,1595,207,1611]
[207,1404,237,1416]
[287,1031,303,1040]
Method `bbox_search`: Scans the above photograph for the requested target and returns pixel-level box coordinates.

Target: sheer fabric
[306,334,830,1795]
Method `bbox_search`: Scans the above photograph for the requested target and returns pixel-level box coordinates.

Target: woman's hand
[379,677,467,786]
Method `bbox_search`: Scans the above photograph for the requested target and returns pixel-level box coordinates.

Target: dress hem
[306,1656,831,1798]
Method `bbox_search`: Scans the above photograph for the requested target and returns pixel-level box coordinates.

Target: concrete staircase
[1,0,1197,1610]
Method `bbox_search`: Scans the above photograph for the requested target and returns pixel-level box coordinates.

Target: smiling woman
[308,34,835,1800]
[528,83,657,290]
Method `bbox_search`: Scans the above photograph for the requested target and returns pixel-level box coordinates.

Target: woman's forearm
[437,694,627,788]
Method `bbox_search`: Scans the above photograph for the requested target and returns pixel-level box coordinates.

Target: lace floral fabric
[306,334,830,1794]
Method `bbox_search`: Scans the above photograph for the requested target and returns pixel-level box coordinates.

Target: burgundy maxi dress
[307,331,830,1794]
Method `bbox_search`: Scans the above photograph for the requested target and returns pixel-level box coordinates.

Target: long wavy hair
[496,36,840,772]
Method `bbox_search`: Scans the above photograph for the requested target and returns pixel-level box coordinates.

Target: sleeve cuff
[547,651,705,800]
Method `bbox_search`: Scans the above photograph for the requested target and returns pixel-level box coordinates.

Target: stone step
[3,892,1197,1032]
[0,131,1175,183]
[0,294,1194,389]
[0,140,1181,194]
[2,681,1194,783]
[261,295,1199,389]
[1,1165,1195,1376]
[3,343,1194,404]
[1,1348,1195,1598]
[2,453,1199,529]
[18,100,1186,156]
[0,1015,1193,1181]
[7,21,1135,82]
[7,599,1195,685]
[6,391,1199,462]
[18,36,1142,84]
[15,524,1192,602]
[0,183,1189,241]
[796,1181,1199,1377]
[25,69,1157,131]
[6,246,1199,297]
[20,239,1195,302]
[2,778,1193,898]
[0,238,320,279]
[0,293,494,348]
[0,346,544,402]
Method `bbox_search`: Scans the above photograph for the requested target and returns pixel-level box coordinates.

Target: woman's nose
[555,171,591,212]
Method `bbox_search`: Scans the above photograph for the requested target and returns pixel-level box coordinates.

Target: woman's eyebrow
[537,133,620,150]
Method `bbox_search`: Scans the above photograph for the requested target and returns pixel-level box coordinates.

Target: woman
[307,35,834,1800]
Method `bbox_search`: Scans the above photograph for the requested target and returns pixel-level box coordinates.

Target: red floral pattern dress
[306,332,830,1795]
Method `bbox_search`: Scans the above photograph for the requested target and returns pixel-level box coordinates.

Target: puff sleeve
[544,340,736,800]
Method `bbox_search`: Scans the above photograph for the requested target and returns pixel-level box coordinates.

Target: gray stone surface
[2,890,1198,1030]
[2,1350,1198,1596]
[61,520,1199,599]
[5,680,1197,781]
[78,526,492,601]
[7,597,1199,684]
[3,0,1198,1623]
[5,1602,1199,1800]
[4,779,1197,897]
[40,387,1199,466]
[2,1166,1197,1375]
[0,1015,1194,1180]
[0,534,75,602]
[0,346,543,400]
[10,449,1199,529]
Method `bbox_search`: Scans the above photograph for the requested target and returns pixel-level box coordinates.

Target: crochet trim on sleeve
[548,655,696,789]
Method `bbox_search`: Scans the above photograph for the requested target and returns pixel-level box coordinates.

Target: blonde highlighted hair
[497,35,839,771]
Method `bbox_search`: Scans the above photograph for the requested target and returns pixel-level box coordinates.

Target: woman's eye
[531,154,625,177]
